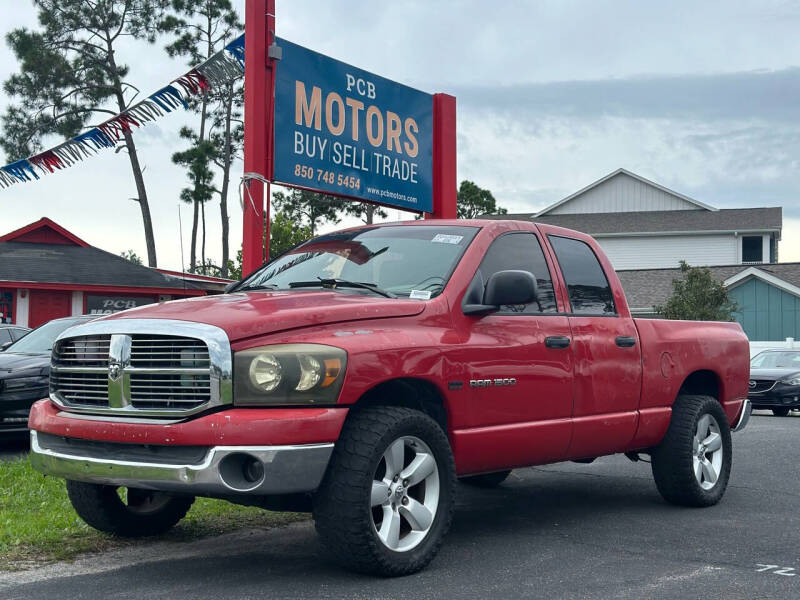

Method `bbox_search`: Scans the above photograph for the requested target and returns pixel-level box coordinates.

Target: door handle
[545,336,571,349]
[615,336,637,348]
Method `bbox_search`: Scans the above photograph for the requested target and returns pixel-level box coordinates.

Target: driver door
[453,232,574,474]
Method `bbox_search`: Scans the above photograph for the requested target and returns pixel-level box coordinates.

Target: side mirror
[0,341,12,352]
[463,270,538,316]
[224,281,239,293]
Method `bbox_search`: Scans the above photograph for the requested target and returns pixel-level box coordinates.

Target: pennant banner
[0,34,245,189]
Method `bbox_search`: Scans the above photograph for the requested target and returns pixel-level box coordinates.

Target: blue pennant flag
[2,159,39,182]
[150,85,187,111]
[75,128,115,150]
[225,34,245,69]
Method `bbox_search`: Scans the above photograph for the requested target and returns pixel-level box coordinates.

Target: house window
[742,236,763,263]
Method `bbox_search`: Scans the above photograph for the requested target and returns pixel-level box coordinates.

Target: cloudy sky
[1,0,799,270]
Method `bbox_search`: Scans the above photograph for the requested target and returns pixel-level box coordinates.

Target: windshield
[6,318,89,354]
[238,225,479,298]
[750,351,800,369]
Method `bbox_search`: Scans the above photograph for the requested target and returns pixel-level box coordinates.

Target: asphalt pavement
[1,411,798,599]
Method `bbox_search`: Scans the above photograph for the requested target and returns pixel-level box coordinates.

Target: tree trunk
[107,35,157,267]
[218,84,234,278]
[365,204,375,225]
[190,197,199,271]
[201,199,206,272]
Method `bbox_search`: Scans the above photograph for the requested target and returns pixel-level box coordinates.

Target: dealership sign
[86,295,155,315]
[273,38,434,213]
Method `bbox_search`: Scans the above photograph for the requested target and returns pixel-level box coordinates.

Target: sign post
[241,1,456,275]
[242,0,274,277]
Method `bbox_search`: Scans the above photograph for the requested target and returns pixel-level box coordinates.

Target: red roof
[0,217,90,247]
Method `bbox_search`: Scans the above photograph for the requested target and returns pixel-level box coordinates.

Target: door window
[476,233,558,313]
[549,235,616,316]
[0,329,11,345]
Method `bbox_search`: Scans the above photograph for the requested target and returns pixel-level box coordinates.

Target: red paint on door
[28,290,71,328]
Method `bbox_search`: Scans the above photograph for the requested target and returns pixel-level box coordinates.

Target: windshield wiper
[289,277,396,298]
[241,284,279,291]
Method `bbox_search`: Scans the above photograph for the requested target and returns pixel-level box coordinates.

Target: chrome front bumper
[30,431,334,496]
[732,398,752,433]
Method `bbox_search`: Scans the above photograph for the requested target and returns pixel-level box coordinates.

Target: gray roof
[618,262,800,311]
[0,242,199,290]
[483,207,782,236]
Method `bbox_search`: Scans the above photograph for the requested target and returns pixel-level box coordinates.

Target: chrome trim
[50,319,233,419]
[747,381,777,395]
[30,431,334,496]
[732,398,752,433]
[55,411,184,425]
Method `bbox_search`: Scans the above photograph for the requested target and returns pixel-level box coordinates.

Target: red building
[0,218,229,328]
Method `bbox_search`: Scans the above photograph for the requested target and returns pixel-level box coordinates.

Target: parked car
[0,324,31,350]
[748,349,800,416]
[0,315,94,436]
[28,220,751,575]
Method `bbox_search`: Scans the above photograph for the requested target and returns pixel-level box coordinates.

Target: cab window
[548,235,616,316]
[476,233,558,313]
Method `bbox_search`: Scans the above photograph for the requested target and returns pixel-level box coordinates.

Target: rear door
[453,231,575,473]
[546,233,642,459]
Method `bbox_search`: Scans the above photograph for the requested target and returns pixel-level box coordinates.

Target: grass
[0,456,306,571]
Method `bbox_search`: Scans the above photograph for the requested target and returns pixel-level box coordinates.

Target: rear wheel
[66,480,194,537]
[772,407,790,417]
[313,406,456,576]
[459,470,511,488]
[651,394,732,507]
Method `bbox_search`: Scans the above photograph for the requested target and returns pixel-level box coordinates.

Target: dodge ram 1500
[29,219,752,575]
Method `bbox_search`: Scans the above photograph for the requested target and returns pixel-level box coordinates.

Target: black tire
[651,394,732,507]
[66,480,195,537]
[459,470,511,488]
[772,408,790,417]
[313,406,456,576]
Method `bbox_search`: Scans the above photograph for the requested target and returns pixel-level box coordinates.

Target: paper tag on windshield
[409,290,432,300]
[432,234,463,245]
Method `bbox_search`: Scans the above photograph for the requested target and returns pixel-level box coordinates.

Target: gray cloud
[454,68,800,122]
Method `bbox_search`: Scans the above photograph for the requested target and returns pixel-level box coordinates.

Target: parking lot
[1,411,798,600]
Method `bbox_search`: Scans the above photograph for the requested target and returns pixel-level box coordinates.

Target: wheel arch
[679,369,722,401]
[351,377,449,433]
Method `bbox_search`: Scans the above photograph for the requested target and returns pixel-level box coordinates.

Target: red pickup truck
[29,219,751,576]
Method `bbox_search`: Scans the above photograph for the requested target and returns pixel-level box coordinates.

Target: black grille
[749,380,776,394]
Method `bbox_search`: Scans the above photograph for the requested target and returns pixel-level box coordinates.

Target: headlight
[782,377,800,386]
[234,344,346,406]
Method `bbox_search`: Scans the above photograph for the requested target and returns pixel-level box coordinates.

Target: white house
[484,168,799,341]
[489,168,782,270]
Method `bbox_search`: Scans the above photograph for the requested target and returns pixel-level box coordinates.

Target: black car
[748,349,800,417]
[0,315,95,435]
[0,324,31,350]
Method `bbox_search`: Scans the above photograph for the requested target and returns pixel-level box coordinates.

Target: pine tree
[2,0,166,266]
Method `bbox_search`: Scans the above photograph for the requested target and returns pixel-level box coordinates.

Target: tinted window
[742,236,763,262]
[0,329,11,344]
[10,329,27,340]
[477,233,557,313]
[549,235,616,315]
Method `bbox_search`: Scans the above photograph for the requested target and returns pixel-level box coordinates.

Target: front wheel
[773,408,790,417]
[66,480,195,537]
[313,406,456,576]
[651,394,732,507]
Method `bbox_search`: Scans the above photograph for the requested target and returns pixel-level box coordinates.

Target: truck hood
[110,290,426,341]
